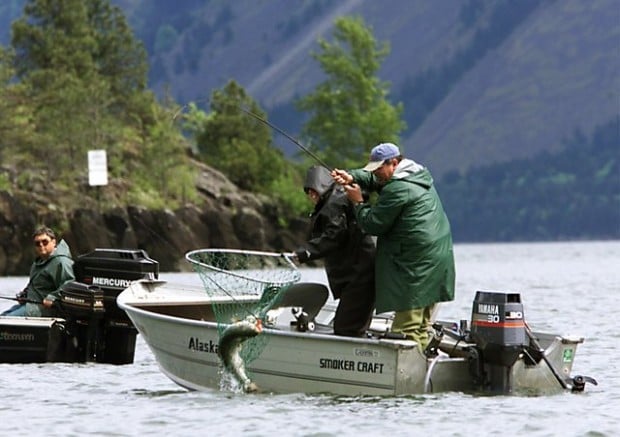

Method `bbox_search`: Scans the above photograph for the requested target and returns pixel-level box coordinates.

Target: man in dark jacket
[294,165,376,337]
[2,226,75,317]
[332,143,455,350]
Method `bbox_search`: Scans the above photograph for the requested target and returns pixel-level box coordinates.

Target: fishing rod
[239,107,333,171]
[171,98,211,121]
[0,295,43,305]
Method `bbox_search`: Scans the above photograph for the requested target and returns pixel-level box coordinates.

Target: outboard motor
[59,249,159,364]
[469,291,528,392]
[57,282,105,362]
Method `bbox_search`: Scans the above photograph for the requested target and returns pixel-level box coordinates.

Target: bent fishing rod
[239,107,333,171]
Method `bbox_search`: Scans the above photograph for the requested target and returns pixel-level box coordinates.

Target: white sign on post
[88,149,108,186]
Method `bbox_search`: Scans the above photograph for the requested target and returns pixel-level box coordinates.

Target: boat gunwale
[119,293,419,348]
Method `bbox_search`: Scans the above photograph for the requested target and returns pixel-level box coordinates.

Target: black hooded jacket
[296,166,376,299]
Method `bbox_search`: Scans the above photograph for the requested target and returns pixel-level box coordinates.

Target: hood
[303,165,334,196]
[34,239,73,266]
[392,158,433,189]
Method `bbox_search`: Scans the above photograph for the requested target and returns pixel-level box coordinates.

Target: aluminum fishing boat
[116,250,596,396]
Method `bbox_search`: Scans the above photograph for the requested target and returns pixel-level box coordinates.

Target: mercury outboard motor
[57,282,105,362]
[59,248,159,364]
[469,291,528,392]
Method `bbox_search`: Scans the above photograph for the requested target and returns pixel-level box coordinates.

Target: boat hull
[118,280,584,396]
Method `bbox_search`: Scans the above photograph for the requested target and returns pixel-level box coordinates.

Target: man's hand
[16,290,27,304]
[331,169,353,185]
[294,249,311,263]
[43,299,54,308]
[343,183,364,204]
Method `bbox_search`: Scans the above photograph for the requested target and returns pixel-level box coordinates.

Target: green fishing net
[185,249,301,363]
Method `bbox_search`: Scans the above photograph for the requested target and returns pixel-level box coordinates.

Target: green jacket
[24,239,75,317]
[351,159,455,313]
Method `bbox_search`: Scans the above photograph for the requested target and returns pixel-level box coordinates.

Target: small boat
[0,249,159,364]
[117,249,596,395]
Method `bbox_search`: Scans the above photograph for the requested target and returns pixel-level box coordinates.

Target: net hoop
[185,248,300,291]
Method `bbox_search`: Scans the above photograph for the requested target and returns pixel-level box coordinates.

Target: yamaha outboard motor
[469,291,528,392]
[59,249,159,364]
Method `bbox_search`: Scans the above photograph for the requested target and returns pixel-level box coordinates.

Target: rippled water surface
[1,241,618,436]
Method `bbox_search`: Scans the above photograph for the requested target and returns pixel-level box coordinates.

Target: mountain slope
[407,0,620,176]
[140,0,618,177]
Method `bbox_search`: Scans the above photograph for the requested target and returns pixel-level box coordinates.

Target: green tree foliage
[1,0,194,208]
[296,16,406,169]
[129,103,197,207]
[195,80,286,192]
[187,80,309,217]
[439,117,620,241]
[0,46,35,170]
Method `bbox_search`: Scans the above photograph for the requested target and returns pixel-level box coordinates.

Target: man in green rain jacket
[332,143,455,350]
[1,226,75,317]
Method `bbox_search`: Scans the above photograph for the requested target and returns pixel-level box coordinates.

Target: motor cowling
[470,291,528,367]
[73,248,159,323]
[59,248,159,364]
[58,282,105,319]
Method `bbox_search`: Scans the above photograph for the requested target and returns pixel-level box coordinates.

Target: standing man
[294,165,376,337]
[1,226,75,317]
[332,143,455,350]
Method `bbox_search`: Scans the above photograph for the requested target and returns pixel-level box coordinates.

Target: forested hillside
[1,0,617,242]
[439,118,619,241]
[3,1,617,172]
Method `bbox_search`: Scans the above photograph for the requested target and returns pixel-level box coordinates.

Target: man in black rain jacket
[294,166,376,337]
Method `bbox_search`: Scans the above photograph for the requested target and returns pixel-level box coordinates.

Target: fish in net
[185,249,301,390]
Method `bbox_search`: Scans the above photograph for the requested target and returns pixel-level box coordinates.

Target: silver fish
[218,316,263,393]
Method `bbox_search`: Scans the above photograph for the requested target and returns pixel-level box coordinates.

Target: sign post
[88,150,108,211]
[88,150,108,186]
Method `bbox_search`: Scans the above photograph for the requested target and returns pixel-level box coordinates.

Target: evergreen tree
[6,0,194,207]
[0,46,35,173]
[297,16,405,168]
[195,80,286,192]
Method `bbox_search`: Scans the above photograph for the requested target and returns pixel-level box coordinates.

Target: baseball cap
[362,143,401,171]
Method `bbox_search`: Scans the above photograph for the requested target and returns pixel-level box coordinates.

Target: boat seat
[267,282,329,322]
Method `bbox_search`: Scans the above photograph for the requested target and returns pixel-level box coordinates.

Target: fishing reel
[291,307,315,332]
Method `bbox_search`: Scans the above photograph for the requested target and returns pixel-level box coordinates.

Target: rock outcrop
[0,162,309,275]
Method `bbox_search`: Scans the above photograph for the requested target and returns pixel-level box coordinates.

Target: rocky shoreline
[0,162,309,275]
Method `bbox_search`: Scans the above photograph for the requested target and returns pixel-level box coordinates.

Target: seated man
[2,226,75,317]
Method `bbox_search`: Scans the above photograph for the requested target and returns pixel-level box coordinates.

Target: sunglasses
[33,239,51,247]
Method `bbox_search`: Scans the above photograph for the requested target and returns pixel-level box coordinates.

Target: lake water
[1,241,618,436]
